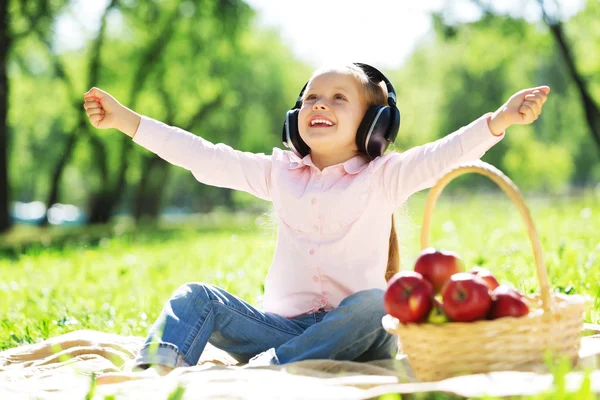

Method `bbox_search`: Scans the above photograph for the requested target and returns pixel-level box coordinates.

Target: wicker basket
[382,160,588,382]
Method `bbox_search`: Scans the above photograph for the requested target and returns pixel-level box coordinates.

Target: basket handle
[420,160,551,312]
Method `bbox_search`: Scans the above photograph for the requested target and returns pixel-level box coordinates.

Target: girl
[83,63,549,378]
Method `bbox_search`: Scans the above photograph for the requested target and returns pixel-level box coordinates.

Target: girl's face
[298,70,367,157]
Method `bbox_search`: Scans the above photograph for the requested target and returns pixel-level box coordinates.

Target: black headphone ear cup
[282,109,310,158]
[387,107,401,143]
[352,62,401,155]
[356,105,381,153]
[356,105,393,157]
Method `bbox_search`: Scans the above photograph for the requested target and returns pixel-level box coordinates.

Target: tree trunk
[0,0,11,233]
[39,120,86,226]
[133,154,166,221]
[221,188,235,210]
[88,190,115,224]
[86,136,131,224]
[148,164,170,218]
[546,22,600,153]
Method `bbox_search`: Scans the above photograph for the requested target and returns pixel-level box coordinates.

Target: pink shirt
[133,113,504,318]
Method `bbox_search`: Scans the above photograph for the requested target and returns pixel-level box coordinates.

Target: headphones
[281,63,401,158]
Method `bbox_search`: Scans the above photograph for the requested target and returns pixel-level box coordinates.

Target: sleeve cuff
[460,113,505,159]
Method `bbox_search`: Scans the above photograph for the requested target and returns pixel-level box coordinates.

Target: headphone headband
[292,63,396,110]
[293,82,308,109]
[352,63,397,107]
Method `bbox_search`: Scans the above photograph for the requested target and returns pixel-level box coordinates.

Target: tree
[537,0,600,154]
[12,0,256,225]
[468,0,600,155]
[131,69,226,221]
[0,0,10,233]
[36,0,119,226]
[86,0,187,224]
[1,0,70,232]
[88,0,257,223]
[392,1,598,190]
[6,0,310,227]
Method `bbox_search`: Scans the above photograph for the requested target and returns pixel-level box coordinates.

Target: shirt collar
[288,153,370,175]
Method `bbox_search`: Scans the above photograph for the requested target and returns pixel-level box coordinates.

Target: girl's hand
[488,86,550,135]
[83,87,141,137]
[83,87,123,130]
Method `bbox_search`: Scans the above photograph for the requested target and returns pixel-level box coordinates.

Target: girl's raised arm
[83,87,273,201]
[381,86,550,208]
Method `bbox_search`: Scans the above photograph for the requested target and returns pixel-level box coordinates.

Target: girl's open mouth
[309,117,335,128]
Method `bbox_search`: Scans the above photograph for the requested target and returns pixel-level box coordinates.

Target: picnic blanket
[1,326,600,399]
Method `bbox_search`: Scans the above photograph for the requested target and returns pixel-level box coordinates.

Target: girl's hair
[341,64,401,283]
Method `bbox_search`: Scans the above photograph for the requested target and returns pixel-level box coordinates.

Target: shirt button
[312,225,319,232]
[309,249,315,255]
[312,276,319,282]
[311,198,318,205]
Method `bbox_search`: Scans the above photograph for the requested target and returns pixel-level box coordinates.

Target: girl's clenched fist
[83,87,141,137]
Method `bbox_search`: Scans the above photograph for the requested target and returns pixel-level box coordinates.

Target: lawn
[0,190,598,398]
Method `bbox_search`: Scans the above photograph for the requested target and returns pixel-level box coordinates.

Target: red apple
[414,248,465,293]
[384,271,434,323]
[488,285,529,319]
[441,273,492,322]
[469,266,500,290]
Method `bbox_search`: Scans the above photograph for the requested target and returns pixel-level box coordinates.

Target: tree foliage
[2,0,598,232]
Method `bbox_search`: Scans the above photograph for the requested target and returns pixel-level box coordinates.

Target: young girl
[83,63,549,378]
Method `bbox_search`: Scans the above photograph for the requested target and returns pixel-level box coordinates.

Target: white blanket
[1,326,600,399]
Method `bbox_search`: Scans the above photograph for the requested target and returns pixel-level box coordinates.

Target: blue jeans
[133,283,397,368]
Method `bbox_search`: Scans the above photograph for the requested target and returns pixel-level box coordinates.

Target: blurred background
[0,0,598,235]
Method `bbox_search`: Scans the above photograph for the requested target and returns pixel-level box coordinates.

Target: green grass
[0,210,276,348]
[0,190,599,399]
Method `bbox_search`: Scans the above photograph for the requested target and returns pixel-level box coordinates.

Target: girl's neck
[310,150,360,171]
